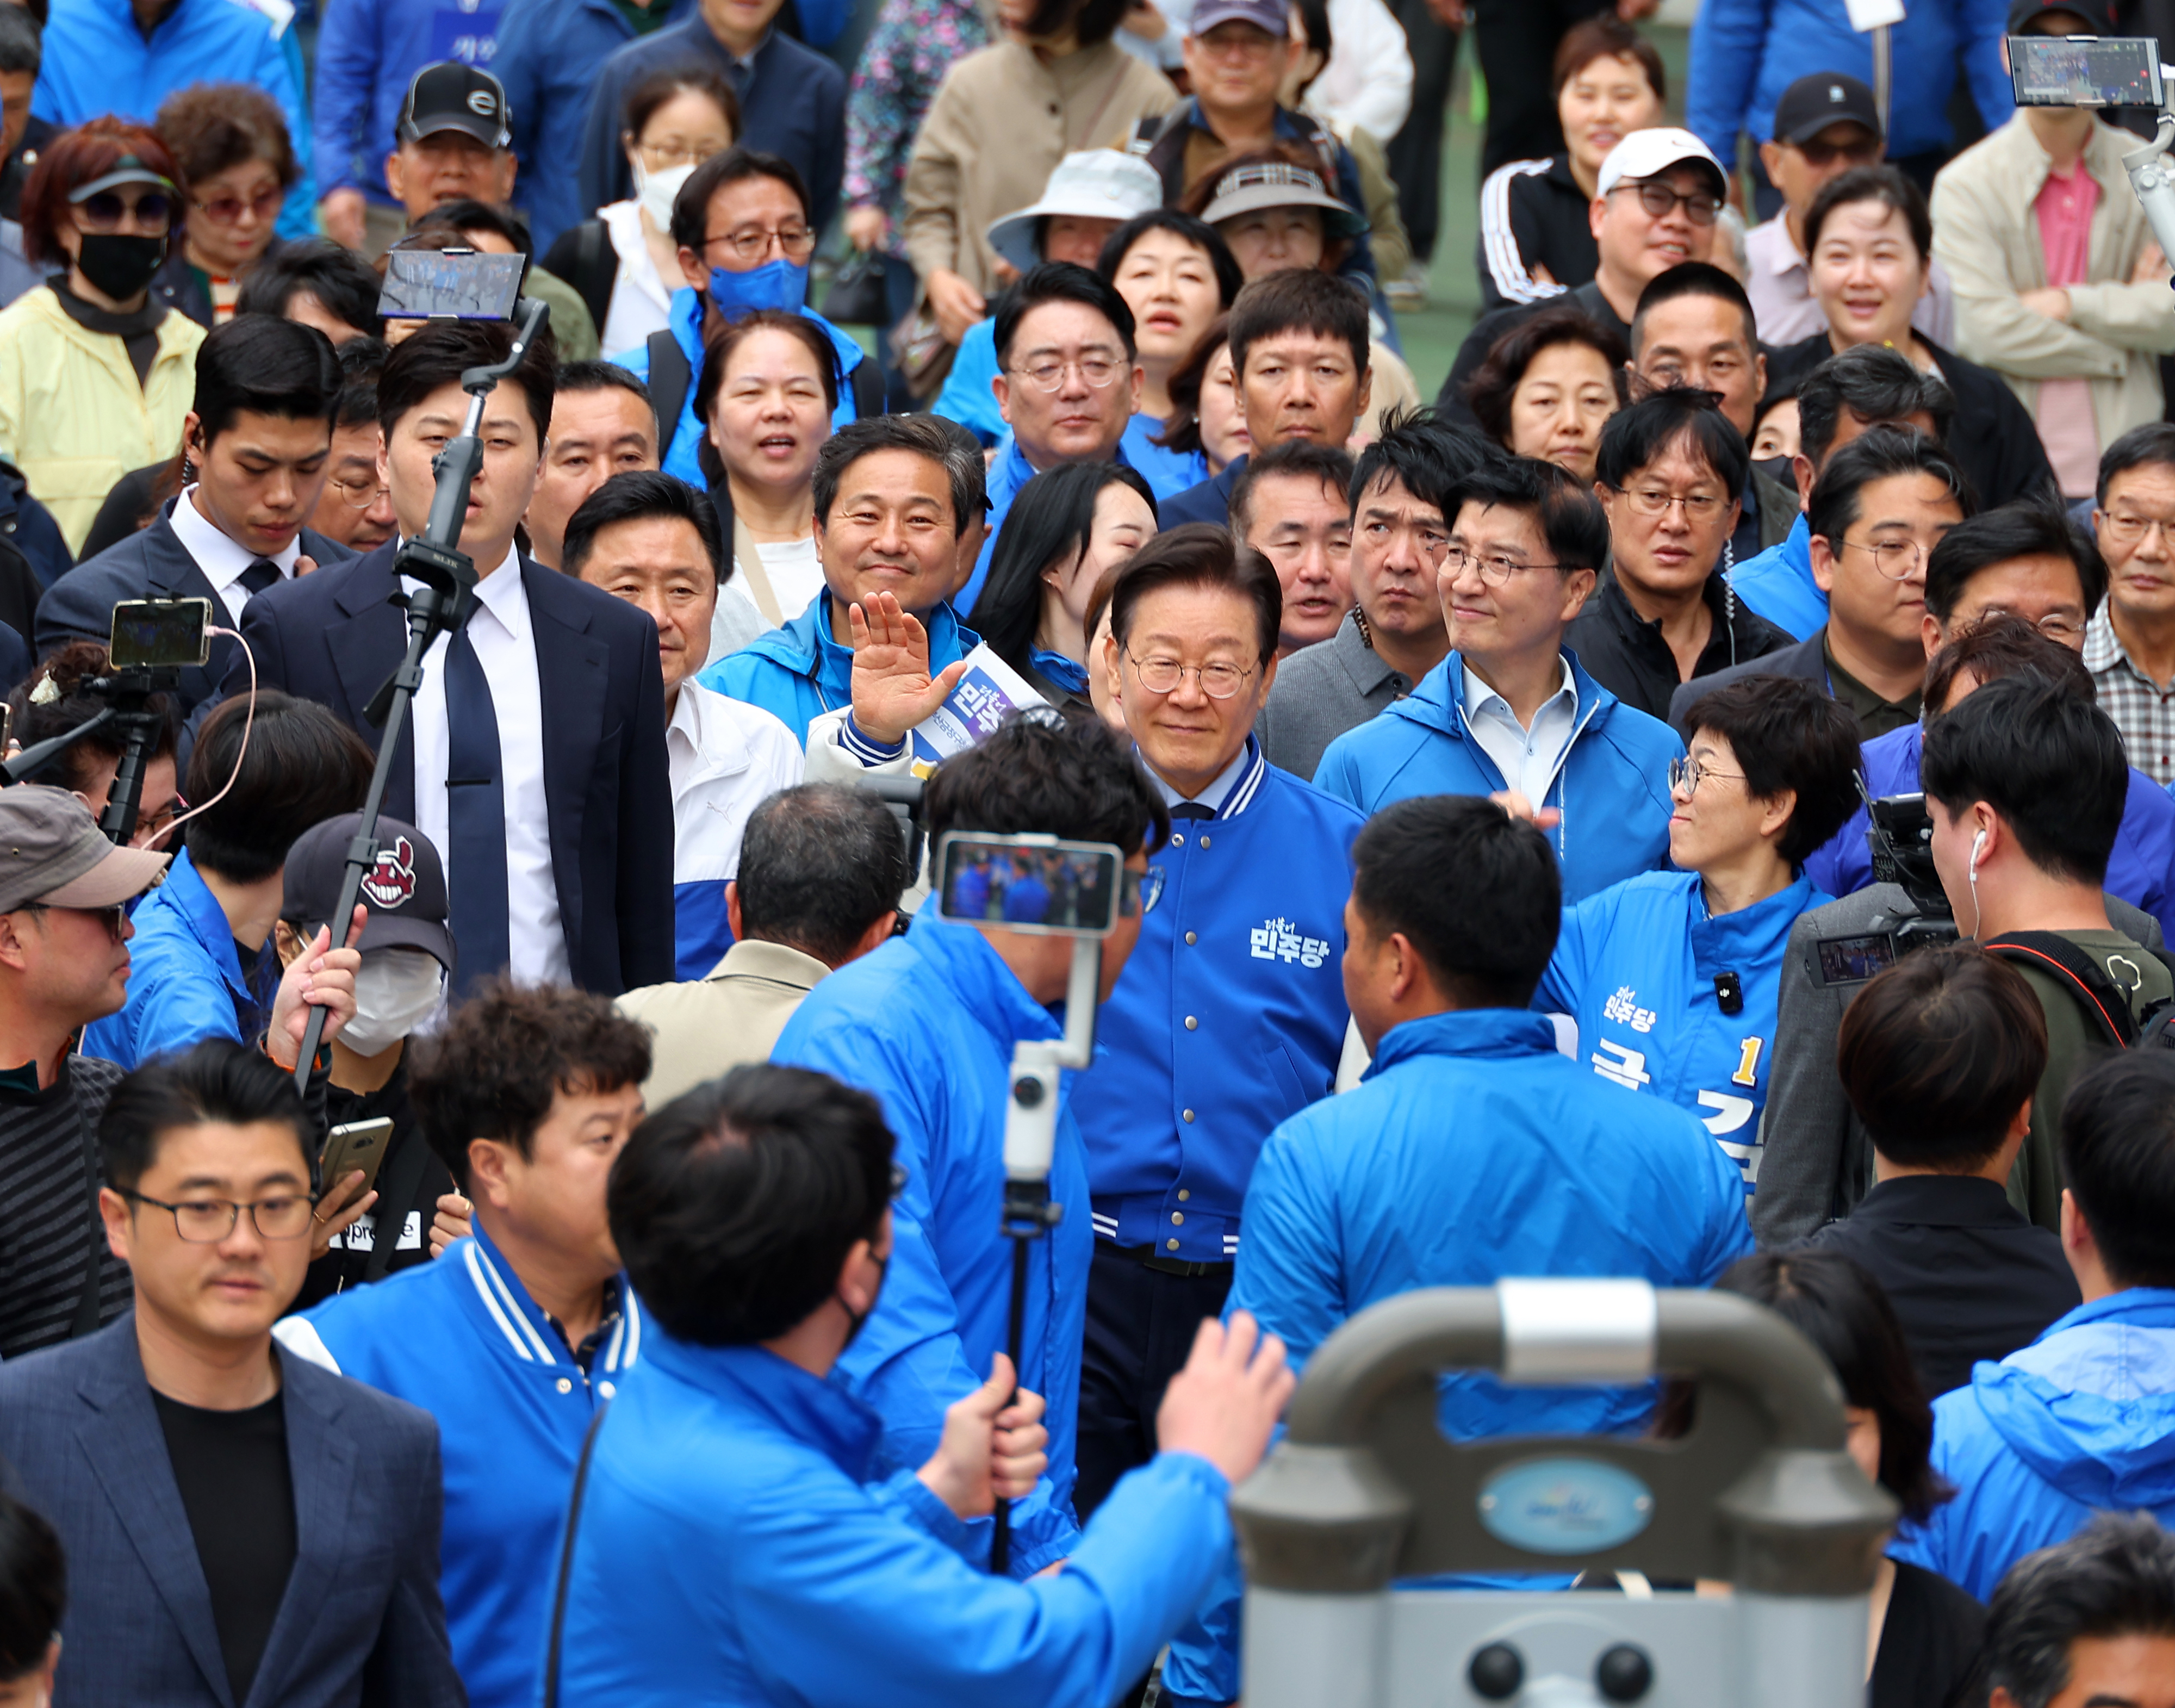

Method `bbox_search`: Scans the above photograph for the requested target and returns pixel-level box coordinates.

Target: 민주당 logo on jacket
[1250,916,1333,968]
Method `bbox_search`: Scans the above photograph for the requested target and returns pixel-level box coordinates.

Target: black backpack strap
[571,220,614,335]
[67,1064,107,1339]
[849,352,885,419]
[646,330,691,461]
[542,1402,612,1708]
[1985,931,2141,1048]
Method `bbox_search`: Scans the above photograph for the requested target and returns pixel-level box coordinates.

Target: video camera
[2009,35,2175,271]
[1812,786,1957,988]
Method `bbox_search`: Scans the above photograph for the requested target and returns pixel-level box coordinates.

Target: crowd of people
[2,0,2175,1699]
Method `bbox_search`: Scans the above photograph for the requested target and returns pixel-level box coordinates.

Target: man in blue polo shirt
[274,983,654,1708]
[1314,455,1682,903]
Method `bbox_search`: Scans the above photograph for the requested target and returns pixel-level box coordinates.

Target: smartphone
[2009,34,2162,107]
[110,598,212,669]
[378,247,527,321]
[933,833,1122,937]
[319,1117,395,1200]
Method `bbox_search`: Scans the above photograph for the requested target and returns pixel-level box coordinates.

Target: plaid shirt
[2086,605,2175,785]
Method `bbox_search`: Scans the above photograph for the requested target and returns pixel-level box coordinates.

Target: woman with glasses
[1569,388,1793,722]
[540,69,739,354]
[1534,673,1861,1196]
[4,639,182,849]
[151,82,297,330]
[1464,303,1627,487]
[1765,165,2059,513]
[0,118,204,552]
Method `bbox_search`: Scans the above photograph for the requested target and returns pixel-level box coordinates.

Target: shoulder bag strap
[1985,931,2140,1048]
[542,1402,612,1708]
[647,329,691,461]
[732,513,785,627]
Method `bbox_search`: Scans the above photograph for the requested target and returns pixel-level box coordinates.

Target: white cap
[1594,127,1729,201]
[985,151,1163,276]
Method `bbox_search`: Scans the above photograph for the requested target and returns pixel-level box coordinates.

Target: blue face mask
[706,258,810,318]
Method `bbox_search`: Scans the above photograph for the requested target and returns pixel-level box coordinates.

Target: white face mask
[635,160,697,233]
[339,947,446,1058]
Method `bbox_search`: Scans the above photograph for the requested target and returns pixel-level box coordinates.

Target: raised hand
[1154,1312,1295,1486]
[848,591,970,747]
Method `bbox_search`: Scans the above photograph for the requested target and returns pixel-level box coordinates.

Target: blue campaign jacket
[82,848,279,1070]
[933,317,1004,445]
[1807,721,2175,940]
[1080,742,1359,1262]
[275,1225,639,1708]
[312,0,501,204]
[1161,1007,1756,1704]
[1313,649,1686,904]
[697,592,978,746]
[614,285,867,487]
[1727,512,1824,642]
[551,1332,1236,1706]
[1536,869,1832,1197]
[769,910,1094,1573]
[1892,1289,2175,1602]
[1121,412,1208,502]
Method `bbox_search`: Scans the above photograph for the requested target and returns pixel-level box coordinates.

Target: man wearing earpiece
[1921,674,2172,1233]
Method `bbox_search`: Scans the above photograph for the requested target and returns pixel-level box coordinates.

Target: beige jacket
[904,40,1178,296]
[616,937,832,1107]
[0,287,203,553]
[1931,114,2175,448]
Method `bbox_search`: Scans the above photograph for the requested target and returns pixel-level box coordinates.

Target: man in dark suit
[229,320,675,997]
[0,1040,464,1708]
[36,317,354,716]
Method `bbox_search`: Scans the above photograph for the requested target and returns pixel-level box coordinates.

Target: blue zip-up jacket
[38,0,316,240]
[1891,1289,2175,1601]
[273,1225,639,1708]
[612,285,866,487]
[83,847,279,1070]
[493,0,698,250]
[1536,869,1832,1198]
[1313,648,1685,904]
[551,1332,1236,1706]
[1727,512,1824,642]
[312,0,502,203]
[1688,0,2012,166]
[1121,411,1208,504]
[933,316,1004,445]
[1080,741,1359,1263]
[695,591,978,745]
[1159,1007,1757,1705]
[769,909,1093,1574]
[1807,721,2175,940]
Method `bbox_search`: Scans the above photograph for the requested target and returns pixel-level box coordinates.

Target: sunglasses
[76,189,174,234]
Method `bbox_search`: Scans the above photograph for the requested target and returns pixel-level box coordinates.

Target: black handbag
[821,250,891,327]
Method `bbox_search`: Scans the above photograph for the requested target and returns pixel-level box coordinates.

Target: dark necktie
[444,626,510,995]
[237,558,280,597]
[1170,803,1215,820]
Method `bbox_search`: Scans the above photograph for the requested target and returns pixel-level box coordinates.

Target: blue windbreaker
[37,0,316,240]
[933,317,1004,445]
[1079,742,1359,1262]
[769,909,1093,1574]
[1536,869,1832,1197]
[1121,411,1209,503]
[1891,1289,2175,1601]
[611,285,868,487]
[1807,721,2175,940]
[695,592,978,745]
[550,1332,1236,1706]
[1159,1007,1756,1704]
[1727,513,1824,642]
[1313,649,1685,903]
[274,1226,638,1708]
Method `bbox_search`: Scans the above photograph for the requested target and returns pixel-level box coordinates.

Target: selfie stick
[990,933,1101,1576]
[2126,100,2175,275]
[290,296,552,1109]
[0,666,177,846]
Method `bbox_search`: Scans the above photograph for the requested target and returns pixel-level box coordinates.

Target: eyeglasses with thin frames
[1668,755,1747,797]
[117,1187,319,1243]
[1840,537,1930,581]
[2103,512,2175,546]
[1123,648,1255,699]
[1440,545,1562,586]
[1007,354,1124,393]
[325,474,390,511]
[703,225,817,264]
[1618,487,1727,521]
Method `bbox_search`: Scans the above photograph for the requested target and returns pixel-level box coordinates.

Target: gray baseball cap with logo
[0,786,169,915]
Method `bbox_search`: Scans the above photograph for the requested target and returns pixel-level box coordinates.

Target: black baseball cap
[282,813,456,973]
[2008,0,2117,32]
[397,61,512,150]
[1771,74,1882,146]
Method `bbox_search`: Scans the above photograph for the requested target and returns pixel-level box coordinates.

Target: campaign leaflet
[906,644,1049,771]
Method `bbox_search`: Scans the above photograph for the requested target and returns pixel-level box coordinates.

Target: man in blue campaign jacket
[1159,796,1754,1707]
[551,1061,1295,1706]
[1536,675,1863,1197]
[273,984,652,1708]
[770,715,1171,1575]
[1891,1053,2175,1602]
[1314,456,1682,904]
[699,416,977,742]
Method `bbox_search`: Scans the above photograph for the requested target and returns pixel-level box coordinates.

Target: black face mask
[76,232,166,302]
[837,1251,889,1350]
[1751,453,1796,493]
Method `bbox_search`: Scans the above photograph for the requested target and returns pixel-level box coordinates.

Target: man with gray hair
[1983,1514,2175,1708]
[615,782,911,1105]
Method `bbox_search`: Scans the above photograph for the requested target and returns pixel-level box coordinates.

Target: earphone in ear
[1970,829,1987,876]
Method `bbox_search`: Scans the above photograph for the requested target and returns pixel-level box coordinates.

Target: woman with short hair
[1098,209,1240,498]
[1464,303,1626,486]
[152,81,297,328]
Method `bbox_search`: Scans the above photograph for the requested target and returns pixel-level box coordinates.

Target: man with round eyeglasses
[2087,423,2175,785]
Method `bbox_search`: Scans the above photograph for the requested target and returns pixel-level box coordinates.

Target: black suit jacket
[227,541,675,994]
[0,1313,462,1708]
[1667,629,1828,733]
[35,506,357,714]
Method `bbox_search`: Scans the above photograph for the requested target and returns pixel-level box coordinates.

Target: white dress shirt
[404,545,569,984]
[169,484,302,623]
[667,680,806,886]
[1463,655,1580,806]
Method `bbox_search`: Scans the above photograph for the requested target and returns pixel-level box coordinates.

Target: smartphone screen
[1816,933,1898,987]
[2009,34,2161,107]
[378,248,526,321]
[110,598,213,668]
[934,834,1121,936]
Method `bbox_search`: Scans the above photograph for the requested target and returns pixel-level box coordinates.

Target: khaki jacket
[1931,114,2175,449]
[904,40,1177,296]
[0,286,203,554]
[616,937,833,1108]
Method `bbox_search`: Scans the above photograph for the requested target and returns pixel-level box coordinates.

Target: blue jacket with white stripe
[275,1225,640,1708]
[1078,740,1360,1263]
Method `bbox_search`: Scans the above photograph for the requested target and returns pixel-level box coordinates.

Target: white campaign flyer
[906,644,1051,768]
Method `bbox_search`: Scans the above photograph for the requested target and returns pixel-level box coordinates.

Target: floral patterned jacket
[844,0,991,251]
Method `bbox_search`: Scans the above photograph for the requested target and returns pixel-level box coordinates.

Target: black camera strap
[1985,933,2145,1049]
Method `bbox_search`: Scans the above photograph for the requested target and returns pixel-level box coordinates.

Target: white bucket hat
[985,151,1164,276]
